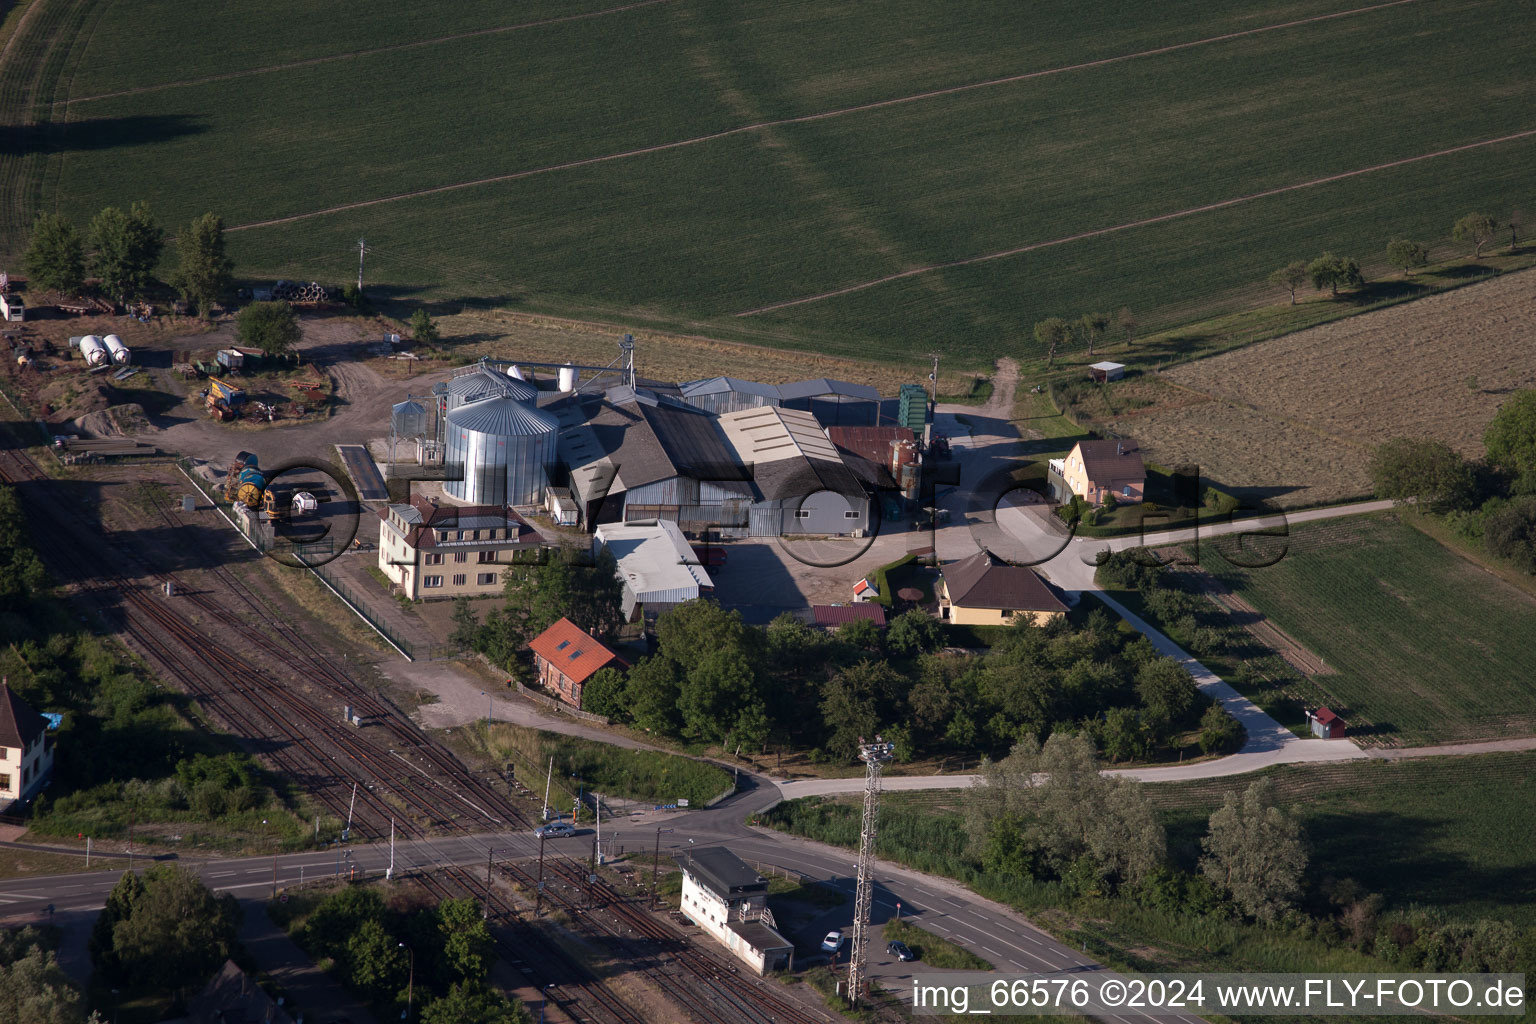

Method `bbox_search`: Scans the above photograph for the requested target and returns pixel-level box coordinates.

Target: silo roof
[447,395,558,436]
[447,370,537,403]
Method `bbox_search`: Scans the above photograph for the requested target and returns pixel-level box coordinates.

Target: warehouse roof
[595,519,713,596]
[527,618,625,686]
[941,550,1068,612]
[555,393,749,502]
[777,378,879,402]
[0,683,47,749]
[679,376,783,401]
[719,407,865,500]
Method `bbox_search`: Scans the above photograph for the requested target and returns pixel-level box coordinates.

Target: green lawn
[1197,513,1536,746]
[5,0,1532,365]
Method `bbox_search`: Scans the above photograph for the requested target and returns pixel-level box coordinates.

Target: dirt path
[737,125,1536,316]
[227,0,1424,237]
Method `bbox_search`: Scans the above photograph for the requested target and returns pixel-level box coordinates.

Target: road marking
[210,871,236,877]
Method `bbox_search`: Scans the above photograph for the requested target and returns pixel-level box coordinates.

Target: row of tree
[1266,211,1514,304]
[1372,388,1536,572]
[23,207,233,315]
[1032,307,1136,368]
[295,885,527,1023]
[0,926,100,1023]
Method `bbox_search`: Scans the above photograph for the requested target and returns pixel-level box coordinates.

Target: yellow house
[377,495,545,601]
[938,550,1068,626]
[1056,438,1145,506]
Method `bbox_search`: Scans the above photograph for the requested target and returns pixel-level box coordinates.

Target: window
[477,573,497,585]
[425,553,444,565]
[471,529,480,540]
[477,551,497,563]
[844,510,859,519]
[457,530,466,540]
[795,509,811,519]
[437,530,448,542]
[1123,485,1132,496]
[423,576,444,589]
[556,640,570,651]
[452,574,466,586]
[453,552,467,563]
[0,773,9,791]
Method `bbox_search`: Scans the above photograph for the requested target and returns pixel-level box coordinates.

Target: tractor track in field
[222,0,1428,236]
[734,126,1536,316]
[63,0,675,106]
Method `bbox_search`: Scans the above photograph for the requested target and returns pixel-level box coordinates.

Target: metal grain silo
[443,395,557,505]
[391,400,426,440]
[445,369,536,410]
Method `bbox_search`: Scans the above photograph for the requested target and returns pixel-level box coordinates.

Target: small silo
[391,400,426,441]
[443,395,558,506]
[78,335,108,367]
[557,363,579,393]
[103,334,130,365]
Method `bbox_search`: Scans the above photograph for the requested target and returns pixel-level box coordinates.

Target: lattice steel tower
[848,736,893,1005]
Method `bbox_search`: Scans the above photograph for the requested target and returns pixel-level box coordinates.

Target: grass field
[1196,513,1536,745]
[4,0,1534,366]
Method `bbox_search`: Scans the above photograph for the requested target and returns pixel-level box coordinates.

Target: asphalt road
[1,776,1205,1024]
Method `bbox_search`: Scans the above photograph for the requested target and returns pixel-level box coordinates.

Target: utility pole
[928,352,941,403]
[271,852,278,898]
[594,792,602,865]
[543,756,553,822]
[536,835,546,917]
[345,781,357,841]
[484,847,494,920]
[356,238,366,293]
[650,827,674,909]
[847,736,894,1007]
[387,818,395,880]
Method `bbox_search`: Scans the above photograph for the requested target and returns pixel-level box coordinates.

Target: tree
[171,212,233,317]
[410,308,440,347]
[677,647,761,745]
[1198,703,1243,755]
[1306,253,1363,297]
[344,918,406,1002]
[836,616,882,653]
[236,300,300,357]
[626,655,683,735]
[1453,212,1498,259]
[1136,658,1200,742]
[438,897,493,982]
[1117,306,1136,347]
[510,546,623,640]
[1098,706,1148,762]
[1482,496,1536,573]
[1267,261,1308,304]
[422,982,532,1024]
[448,597,481,651]
[23,212,85,296]
[1200,778,1308,922]
[1483,389,1536,493]
[88,202,163,302]
[965,734,1165,886]
[1076,312,1109,358]
[819,660,901,760]
[104,865,240,998]
[1,927,89,1024]
[1385,238,1429,276]
[885,608,945,657]
[580,666,630,720]
[1033,317,1070,368]
[1369,437,1474,511]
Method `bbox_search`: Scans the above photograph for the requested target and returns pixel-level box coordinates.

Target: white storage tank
[443,395,558,506]
[103,333,130,365]
[557,363,579,393]
[78,335,108,367]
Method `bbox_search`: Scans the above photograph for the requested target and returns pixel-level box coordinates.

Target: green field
[5,0,1535,365]
[1197,514,1536,746]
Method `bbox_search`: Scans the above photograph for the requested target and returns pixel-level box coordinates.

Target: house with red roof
[527,618,628,710]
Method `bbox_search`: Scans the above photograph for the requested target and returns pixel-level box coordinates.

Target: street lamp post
[397,942,415,1020]
[651,827,674,909]
[539,983,556,1024]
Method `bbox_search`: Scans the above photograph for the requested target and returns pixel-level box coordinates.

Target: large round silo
[443,396,557,505]
[445,370,536,410]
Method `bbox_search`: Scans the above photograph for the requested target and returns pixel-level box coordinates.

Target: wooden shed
[1308,707,1347,739]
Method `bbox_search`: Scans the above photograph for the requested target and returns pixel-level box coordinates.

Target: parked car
[821,930,847,953]
[887,940,916,962]
[534,821,575,839]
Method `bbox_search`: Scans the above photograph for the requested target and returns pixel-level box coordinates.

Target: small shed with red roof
[1308,707,1347,739]
[527,618,627,710]
[811,604,887,630]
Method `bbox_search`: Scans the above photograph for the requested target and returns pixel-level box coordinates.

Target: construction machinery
[262,487,318,520]
[224,451,259,503]
[206,376,246,420]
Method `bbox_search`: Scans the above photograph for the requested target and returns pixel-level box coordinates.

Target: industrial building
[678,376,783,415]
[0,683,53,813]
[443,393,560,506]
[527,618,627,710]
[376,495,544,600]
[675,847,793,975]
[717,406,870,536]
[777,378,880,426]
[593,519,714,620]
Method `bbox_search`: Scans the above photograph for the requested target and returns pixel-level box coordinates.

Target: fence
[306,558,460,661]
